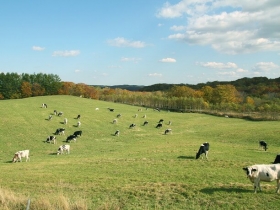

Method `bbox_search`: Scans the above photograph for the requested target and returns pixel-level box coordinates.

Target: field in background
[1,95,280,209]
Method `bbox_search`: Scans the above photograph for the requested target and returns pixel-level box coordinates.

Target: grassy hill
[1,95,280,209]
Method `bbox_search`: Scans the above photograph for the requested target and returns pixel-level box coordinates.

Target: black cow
[164,128,172,135]
[46,136,56,144]
[143,121,149,126]
[129,123,136,128]
[259,140,268,151]
[73,130,82,137]
[108,108,114,112]
[158,119,164,123]
[156,123,162,128]
[55,128,65,135]
[196,142,210,160]
[66,135,76,143]
[115,130,120,136]
[76,114,81,119]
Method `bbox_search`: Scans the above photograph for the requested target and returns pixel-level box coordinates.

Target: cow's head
[243,166,258,178]
[12,153,19,163]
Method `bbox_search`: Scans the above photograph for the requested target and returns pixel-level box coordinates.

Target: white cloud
[158,0,280,54]
[107,37,146,48]
[148,73,162,77]
[75,69,81,73]
[32,46,45,51]
[199,62,238,69]
[121,57,142,62]
[252,62,280,72]
[159,58,176,63]
[52,50,80,57]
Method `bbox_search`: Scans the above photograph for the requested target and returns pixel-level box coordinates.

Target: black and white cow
[108,108,114,112]
[48,115,53,121]
[117,114,122,118]
[73,130,82,137]
[156,123,162,128]
[196,142,210,160]
[12,150,30,162]
[112,119,117,124]
[66,135,76,143]
[46,136,56,144]
[129,123,136,128]
[42,103,47,108]
[243,164,280,193]
[115,130,120,136]
[164,128,172,135]
[259,140,268,151]
[54,110,57,115]
[143,121,149,126]
[158,119,164,124]
[64,118,68,124]
[77,121,81,127]
[76,114,81,120]
[57,145,70,155]
[55,128,65,135]
[58,112,63,117]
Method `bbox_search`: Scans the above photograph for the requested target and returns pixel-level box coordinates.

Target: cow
[46,136,56,144]
[129,123,136,128]
[55,128,65,135]
[76,114,81,120]
[158,119,164,124]
[134,114,138,118]
[259,140,268,151]
[243,164,280,193]
[164,128,172,135]
[64,118,68,124]
[66,135,76,143]
[143,114,146,118]
[108,108,114,112]
[117,114,121,118]
[77,121,81,127]
[48,115,53,121]
[168,121,172,125]
[12,150,30,162]
[143,121,149,126]
[156,123,162,128]
[54,110,57,115]
[57,145,70,155]
[112,119,117,124]
[115,130,120,136]
[42,103,47,108]
[58,112,63,117]
[196,142,210,160]
[73,130,82,137]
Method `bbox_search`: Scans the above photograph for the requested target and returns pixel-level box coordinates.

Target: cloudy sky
[1,0,280,86]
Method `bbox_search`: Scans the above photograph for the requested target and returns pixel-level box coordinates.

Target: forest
[1,72,280,120]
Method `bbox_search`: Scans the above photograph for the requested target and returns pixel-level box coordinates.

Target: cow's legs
[276,179,280,193]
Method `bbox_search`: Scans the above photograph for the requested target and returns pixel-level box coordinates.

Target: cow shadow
[60,122,65,124]
[5,160,13,163]
[49,152,58,155]
[177,156,195,159]
[200,187,252,194]
[73,125,80,127]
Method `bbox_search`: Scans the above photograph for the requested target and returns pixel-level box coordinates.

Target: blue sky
[1,0,280,86]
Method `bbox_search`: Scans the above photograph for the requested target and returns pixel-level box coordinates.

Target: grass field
[1,95,280,209]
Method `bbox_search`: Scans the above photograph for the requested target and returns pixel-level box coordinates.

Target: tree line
[1,72,280,120]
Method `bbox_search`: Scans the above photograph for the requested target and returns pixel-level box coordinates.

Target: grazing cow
[134,114,138,118]
[77,121,81,127]
[46,136,56,144]
[66,135,77,143]
[129,123,136,128]
[259,140,268,151]
[112,119,117,124]
[55,128,65,135]
[57,145,70,155]
[156,123,162,128]
[76,114,81,119]
[243,164,280,193]
[42,103,47,108]
[117,114,121,118]
[64,118,68,124]
[12,150,30,162]
[58,112,63,117]
[54,110,57,115]
[48,115,53,121]
[115,130,120,136]
[73,130,82,137]
[143,114,146,118]
[158,119,164,124]
[168,121,172,125]
[143,121,149,126]
[108,108,114,112]
[196,142,210,160]
[164,128,172,135]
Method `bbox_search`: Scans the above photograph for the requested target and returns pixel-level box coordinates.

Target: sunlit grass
[1,95,280,209]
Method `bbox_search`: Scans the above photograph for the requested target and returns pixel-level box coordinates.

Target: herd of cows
[10,102,280,194]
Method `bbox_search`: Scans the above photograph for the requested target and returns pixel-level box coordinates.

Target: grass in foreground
[1,95,280,209]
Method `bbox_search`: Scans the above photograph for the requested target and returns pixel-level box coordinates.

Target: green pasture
[1,95,280,209]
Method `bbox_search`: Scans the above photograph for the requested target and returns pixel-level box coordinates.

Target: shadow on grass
[177,156,195,159]
[201,187,252,194]
[49,152,58,155]
[5,160,14,163]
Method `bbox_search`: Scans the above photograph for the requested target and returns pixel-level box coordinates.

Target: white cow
[243,164,280,193]
[57,145,70,155]
[64,118,68,124]
[12,150,30,162]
